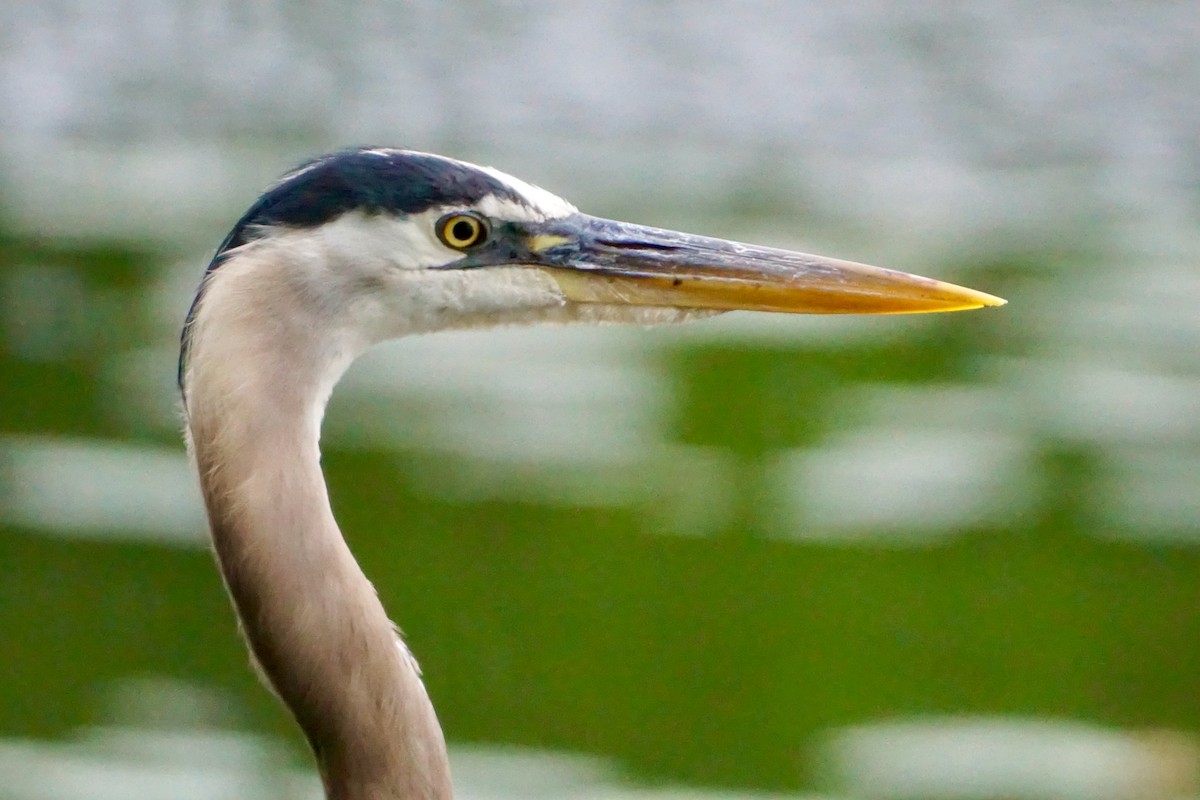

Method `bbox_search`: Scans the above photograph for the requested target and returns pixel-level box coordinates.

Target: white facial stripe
[472,193,573,225]
[475,166,577,220]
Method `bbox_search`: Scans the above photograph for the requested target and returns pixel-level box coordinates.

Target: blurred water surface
[1,1,1198,797]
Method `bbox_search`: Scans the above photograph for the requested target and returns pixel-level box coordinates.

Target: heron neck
[184,253,453,800]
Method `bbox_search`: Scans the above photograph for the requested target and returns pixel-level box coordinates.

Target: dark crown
[214,148,525,258]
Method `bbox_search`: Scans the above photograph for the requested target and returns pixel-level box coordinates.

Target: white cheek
[411,266,566,318]
[283,210,464,271]
[370,266,568,339]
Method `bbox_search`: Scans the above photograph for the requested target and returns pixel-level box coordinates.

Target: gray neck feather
[183,248,454,800]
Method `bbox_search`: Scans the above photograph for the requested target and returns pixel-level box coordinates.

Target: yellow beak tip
[964,289,1008,309]
[927,280,1007,312]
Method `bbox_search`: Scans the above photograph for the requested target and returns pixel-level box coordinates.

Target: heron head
[181,148,1003,389]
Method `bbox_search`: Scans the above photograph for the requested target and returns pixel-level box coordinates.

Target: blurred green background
[2,3,1199,798]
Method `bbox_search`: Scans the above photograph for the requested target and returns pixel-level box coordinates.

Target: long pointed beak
[525,215,1005,315]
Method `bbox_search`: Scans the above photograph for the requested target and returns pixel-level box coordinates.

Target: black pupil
[451,219,476,242]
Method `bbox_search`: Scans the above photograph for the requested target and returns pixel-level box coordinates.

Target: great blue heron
[179,147,1004,800]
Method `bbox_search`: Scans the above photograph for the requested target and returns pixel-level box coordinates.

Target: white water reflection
[821,717,1199,800]
[4,1,1200,253]
[773,428,1028,543]
[0,437,206,545]
[335,328,667,467]
[0,679,802,800]
[1101,448,1200,540]
[34,341,1200,545]
[0,727,321,800]
[5,679,1193,800]
[1027,262,1200,372]
[1002,360,1200,446]
[0,732,806,800]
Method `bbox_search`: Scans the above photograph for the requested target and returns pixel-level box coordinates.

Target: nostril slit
[596,238,681,252]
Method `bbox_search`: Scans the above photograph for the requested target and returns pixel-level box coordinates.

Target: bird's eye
[436,213,489,250]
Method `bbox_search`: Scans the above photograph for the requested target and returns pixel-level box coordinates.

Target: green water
[2,215,1196,795]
